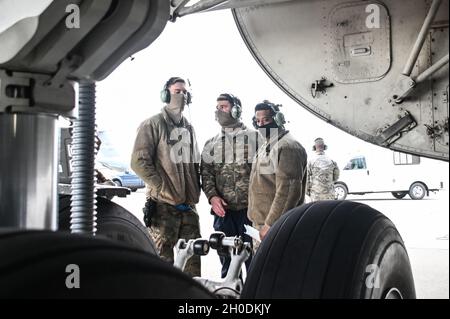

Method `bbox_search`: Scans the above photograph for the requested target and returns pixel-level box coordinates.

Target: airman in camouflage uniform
[201,93,257,278]
[131,77,201,277]
[306,138,340,201]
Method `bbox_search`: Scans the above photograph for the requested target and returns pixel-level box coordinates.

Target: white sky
[0,0,52,33]
[95,8,448,177]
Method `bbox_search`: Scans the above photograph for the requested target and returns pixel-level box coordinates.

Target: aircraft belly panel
[233,0,449,161]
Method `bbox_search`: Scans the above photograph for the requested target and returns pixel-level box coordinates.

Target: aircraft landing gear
[174,232,252,298]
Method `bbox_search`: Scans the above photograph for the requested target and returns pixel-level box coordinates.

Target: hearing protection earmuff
[312,138,328,151]
[252,100,286,129]
[217,93,242,119]
[160,77,192,104]
[312,145,328,151]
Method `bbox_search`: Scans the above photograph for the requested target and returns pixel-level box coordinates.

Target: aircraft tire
[242,201,416,299]
[59,195,157,255]
[0,230,213,298]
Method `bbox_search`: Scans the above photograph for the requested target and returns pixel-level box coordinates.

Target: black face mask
[257,122,279,139]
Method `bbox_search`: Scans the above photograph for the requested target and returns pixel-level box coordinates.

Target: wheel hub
[335,187,345,200]
[412,186,424,197]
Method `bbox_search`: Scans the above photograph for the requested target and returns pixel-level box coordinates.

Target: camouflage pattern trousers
[148,202,201,277]
[310,192,335,202]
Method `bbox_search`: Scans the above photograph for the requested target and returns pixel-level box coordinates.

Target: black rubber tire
[334,183,348,200]
[113,179,122,187]
[0,230,213,298]
[59,195,156,255]
[104,194,115,201]
[242,201,416,299]
[408,182,426,200]
[392,192,407,199]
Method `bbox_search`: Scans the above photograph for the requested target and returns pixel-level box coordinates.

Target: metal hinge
[311,77,334,98]
[375,111,417,146]
[0,69,75,117]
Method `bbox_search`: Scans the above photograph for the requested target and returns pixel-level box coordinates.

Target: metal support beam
[173,0,294,19]
[176,0,230,17]
[0,69,75,231]
[402,0,442,76]
[393,53,449,102]
[415,53,449,84]
[0,113,58,230]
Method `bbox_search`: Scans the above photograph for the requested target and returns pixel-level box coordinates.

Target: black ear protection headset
[312,137,328,151]
[252,100,286,129]
[217,93,242,119]
[160,77,192,104]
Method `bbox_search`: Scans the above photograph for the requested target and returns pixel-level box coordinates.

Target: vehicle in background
[334,151,445,200]
[95,130,145,192]
[58,127,130,200]
[96,160,145,192]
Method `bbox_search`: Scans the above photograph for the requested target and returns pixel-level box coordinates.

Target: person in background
[306,137,340,201]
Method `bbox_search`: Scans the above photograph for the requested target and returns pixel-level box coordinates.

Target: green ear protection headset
[312,137,328,151]
[217,93,242,119]
[252,100,286,129]
[160,77,192,104]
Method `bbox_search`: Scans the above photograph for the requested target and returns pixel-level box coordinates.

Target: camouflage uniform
[131,107,202,277]
[201,123,258,277]
[148,202,201,276]
[307,151,340,201]
[201,123,258,210]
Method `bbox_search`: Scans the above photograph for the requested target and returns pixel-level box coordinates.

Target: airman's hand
[210,196,228,217]
[259,224,271,240]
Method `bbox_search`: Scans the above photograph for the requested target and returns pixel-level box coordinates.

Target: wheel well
[335,181,348,192]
